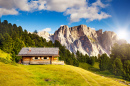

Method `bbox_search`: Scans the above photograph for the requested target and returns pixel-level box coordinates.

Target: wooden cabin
[17,47,64,65]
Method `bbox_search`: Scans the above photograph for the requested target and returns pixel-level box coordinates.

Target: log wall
[22,56,58,65]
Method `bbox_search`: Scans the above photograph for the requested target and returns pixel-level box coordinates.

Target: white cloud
[0,0,111,23]
[0,0,38,16]
[90,27,95,30]
[44,0,86,12]
[60,25,64,26]
[41,28,51,32]
[92,0,107,8]
[38,0,46,10]
[65,0,111,22]
[0,8,18,17]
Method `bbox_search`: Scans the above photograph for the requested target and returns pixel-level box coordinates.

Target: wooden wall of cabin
[52,56,58,61]
[22,56,58,65]
[22,56,31,64]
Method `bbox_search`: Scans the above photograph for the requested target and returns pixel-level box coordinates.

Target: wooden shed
[17,47,64,65]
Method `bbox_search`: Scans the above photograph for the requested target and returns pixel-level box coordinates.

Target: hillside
[0,62,127,86]
[0,49,11,59]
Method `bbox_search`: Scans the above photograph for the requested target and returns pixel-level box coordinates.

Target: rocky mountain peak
[38,25,127,56]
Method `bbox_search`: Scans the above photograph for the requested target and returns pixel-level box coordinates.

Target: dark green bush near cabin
[0,57,11,64]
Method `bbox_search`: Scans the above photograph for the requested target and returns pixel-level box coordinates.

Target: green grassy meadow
[79,62,122,78]
[0,62,128,86]
[0,50,128,86]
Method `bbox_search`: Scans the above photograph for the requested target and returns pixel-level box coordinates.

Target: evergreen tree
[112,58,123,76]
[85,54,90,63]
[34,30,38,34]
[2,33,13,53]
[54,40,62,47]
[123,60,130,81]
[47,40,53,47]
[12,38,26,62]
[89,56,95,66]
[0,33,4,48]
[99,53,110,71]
[3,20,8,25]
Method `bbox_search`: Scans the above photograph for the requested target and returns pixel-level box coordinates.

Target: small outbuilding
[17,47,64,65]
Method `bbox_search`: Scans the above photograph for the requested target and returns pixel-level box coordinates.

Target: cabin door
[50,57,52,64]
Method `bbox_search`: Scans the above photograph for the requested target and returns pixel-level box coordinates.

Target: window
[35,57,38,59]
[38,57,40,59]
[32,57,35,60]
[41,57,44,60]
[44,57,47,59]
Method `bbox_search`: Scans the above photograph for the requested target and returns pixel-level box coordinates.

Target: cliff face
[38,31,53,42]
[39,25,127,56]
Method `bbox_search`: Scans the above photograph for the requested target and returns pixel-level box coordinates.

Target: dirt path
[77,71,93,86]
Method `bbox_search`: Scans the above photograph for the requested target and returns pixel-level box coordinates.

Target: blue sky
[0,0,130,42]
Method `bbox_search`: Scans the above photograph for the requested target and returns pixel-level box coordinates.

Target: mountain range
[37,25,127,56]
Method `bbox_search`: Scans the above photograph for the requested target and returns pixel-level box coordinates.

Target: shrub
[0,57,11,64]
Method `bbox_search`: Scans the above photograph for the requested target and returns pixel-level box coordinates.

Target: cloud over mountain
[40,28,51,32]
[0,0,111,22]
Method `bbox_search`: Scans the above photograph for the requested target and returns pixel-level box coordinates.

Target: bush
[0,57,11,64]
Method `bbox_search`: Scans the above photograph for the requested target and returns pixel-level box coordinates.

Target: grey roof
[18,47,59,56]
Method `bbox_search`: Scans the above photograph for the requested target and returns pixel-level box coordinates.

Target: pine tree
[89,56,95,66]
[85,54,90,63]
[13,38,25,62]
[99,53,110,71]
[2,33,13,53]
[123,60,130,81]
[112,58,123,76]
[34,30,38,34]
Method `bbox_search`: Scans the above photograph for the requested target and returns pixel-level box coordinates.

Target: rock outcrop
[38,25,127,56]
[38,31,53,42]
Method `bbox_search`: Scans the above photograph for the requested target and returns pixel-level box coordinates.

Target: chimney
[29,47,31,52]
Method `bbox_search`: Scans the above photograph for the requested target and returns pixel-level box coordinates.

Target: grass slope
[0,49,11,59]
[79,62,122,78]
[0,62,127,86]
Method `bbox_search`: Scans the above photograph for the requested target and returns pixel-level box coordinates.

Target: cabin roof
[18,47,59,56]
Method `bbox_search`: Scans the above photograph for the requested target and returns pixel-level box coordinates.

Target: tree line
[99,43,130,81]
[76,50,98,66]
